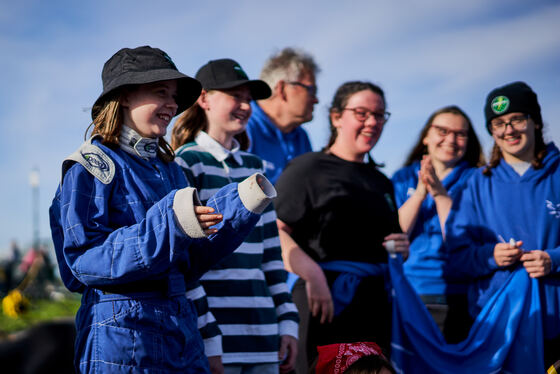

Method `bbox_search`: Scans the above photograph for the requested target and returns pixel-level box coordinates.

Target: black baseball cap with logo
[195,59,271,100]
[92,46,202,119]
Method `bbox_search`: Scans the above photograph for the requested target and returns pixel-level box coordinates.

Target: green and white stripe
[175,132,298,364]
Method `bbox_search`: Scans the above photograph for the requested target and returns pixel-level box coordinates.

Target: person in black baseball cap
[194,58,271,101]
[171,58,271,151]
[171,61,299,374]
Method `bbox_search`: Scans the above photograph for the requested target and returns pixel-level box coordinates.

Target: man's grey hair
[259,47,320,94]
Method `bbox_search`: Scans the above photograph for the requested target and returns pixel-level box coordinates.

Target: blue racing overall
[49,135,276,373]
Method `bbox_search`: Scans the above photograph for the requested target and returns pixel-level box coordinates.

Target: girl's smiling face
[200,85,252,149]
[490,112,536,163]
[331,89,386,162]
[121,80,178,138]
[422,112,469,168]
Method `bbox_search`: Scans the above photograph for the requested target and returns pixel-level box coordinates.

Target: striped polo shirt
[175,132,299,364]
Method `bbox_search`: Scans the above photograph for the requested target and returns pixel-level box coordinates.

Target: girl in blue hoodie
[445,82,560,367]
[392,106,485,343]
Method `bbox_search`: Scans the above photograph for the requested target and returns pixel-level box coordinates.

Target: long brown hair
[171,103,207,150]
[403,105,485,167]
[482,116,547,175]
[88,87,175,162]
[171,91,250,151]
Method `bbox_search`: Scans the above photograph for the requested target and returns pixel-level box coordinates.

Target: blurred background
[0,0,558,356]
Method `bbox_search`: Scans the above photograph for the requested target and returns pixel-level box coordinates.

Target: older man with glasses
[246,47,320,185]
[245,47,320,374]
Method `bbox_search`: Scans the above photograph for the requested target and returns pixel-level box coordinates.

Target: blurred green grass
[0,297,80,334]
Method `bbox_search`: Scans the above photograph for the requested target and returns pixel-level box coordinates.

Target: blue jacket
[246,101,312,184]
[445,143,560,339]
[49,136,275,373]
[392,161,475,295]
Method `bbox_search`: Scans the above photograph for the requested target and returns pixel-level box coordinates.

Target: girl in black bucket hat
[49,46,277,373]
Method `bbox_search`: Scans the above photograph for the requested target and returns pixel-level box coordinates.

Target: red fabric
[315,342,384,373]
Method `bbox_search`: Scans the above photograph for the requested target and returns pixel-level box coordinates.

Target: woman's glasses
[489,114,529,136]
[343,107,391,123]
[430,125,468,140]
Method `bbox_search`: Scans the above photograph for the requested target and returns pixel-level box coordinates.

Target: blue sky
[1,0,559,256]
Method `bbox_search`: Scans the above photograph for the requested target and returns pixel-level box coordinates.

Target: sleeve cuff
[238,173,277,214]
[204,335,223,357]
[173,187,207,239]
[279,320,299,340]
[484,244,499,270]
[546,248,560,273]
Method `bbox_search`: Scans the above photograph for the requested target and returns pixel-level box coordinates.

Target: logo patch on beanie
[491,96,510,114]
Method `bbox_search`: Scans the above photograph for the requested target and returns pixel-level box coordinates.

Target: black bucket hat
[484,81,542,134]
[195,59,271,100]
[91,46,202,119]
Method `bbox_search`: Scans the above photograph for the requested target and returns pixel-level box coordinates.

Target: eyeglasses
[431,125,468,140]
[490,114,529,135]
[342,107,391,123]
[287,81,318,96]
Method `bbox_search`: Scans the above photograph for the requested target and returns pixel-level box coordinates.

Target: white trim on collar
[195,131,243,165]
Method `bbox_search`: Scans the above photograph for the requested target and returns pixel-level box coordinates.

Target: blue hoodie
[246,101,312,184]
[392,161,475,296]
[445,143,560,339]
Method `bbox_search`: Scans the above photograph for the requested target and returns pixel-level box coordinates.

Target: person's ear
[532,118,542,131]
[422,129,431,146]
[120,89,130,108]
[197,90,210,110]
[276,80,288,101]
[330,111,342,128]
